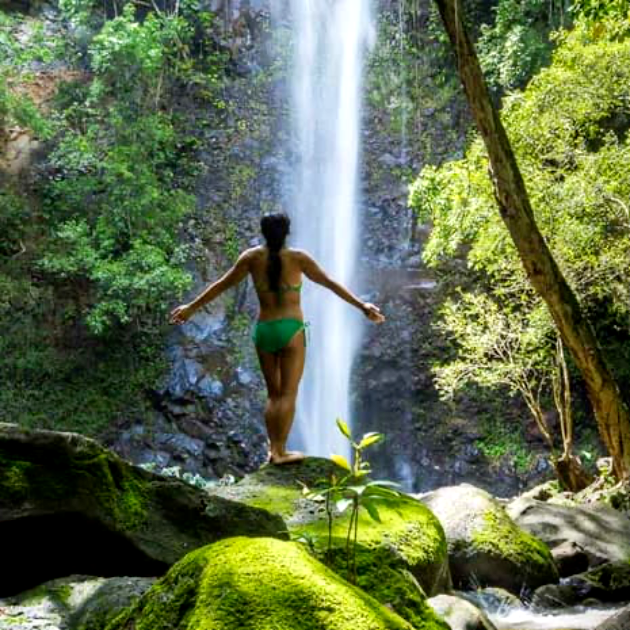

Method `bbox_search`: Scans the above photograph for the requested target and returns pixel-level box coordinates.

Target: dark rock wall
[105,0,553,496]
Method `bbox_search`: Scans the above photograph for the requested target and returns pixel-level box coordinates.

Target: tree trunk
[433,0,630,479]
[554,454,593,492]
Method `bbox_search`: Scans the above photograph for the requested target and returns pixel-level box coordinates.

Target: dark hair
[260,212,290,292]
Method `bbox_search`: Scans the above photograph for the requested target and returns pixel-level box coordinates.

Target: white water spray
[287,0,374,459]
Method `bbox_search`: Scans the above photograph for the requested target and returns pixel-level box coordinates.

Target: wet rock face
[0,424,287,596]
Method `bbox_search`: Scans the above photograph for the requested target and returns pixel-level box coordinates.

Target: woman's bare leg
[256,348,282,461]
[272,330,306,463]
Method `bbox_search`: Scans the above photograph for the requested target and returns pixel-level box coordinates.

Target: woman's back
[249,246,304,321]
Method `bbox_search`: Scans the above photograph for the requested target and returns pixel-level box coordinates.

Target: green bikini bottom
[252,318,307,354]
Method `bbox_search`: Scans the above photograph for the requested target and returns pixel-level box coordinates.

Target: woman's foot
[269,450,305,465]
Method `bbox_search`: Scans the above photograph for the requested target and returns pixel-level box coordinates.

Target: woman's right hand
[170,303,196,325]
[362,302,385,324]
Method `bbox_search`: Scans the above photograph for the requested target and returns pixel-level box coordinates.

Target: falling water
[398,0,408,163]
[287,0,375,459]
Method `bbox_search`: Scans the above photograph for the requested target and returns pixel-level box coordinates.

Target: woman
[170,212,385,465]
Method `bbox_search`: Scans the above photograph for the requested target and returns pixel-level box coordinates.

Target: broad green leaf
[367,480,401,488]
[330,453,351,471]
[362,498,382,523]
[336,418,352,439]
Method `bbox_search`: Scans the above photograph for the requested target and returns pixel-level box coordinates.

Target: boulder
[594,604,630,630]
[531,583,581,609]
[429,594,497,630]
[107,537,448,630]
[0,575,155,630]
[563,561,630,603]
[507,497,630,569]
[457,587,522,614]
[421,484,558,594]
[208,457,452,628]
[0,424,287,596]
[552,541,589,577]
[533,561,630,608]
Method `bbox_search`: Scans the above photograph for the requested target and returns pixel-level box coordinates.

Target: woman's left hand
[170,303,196,325]
[362,302,386,324]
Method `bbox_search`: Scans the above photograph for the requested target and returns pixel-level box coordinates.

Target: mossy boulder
[421,484,558,594]
[0,575,155,630]
[0,424,287,596]
[106,536,444,630]
[208,457,451,629]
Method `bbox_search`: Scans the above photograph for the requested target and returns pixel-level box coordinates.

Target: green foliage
[410,17,630,460]
[0,76,52,139]
[0,0,230,434]
[475,414,536,474]
[411,23,630,332]
[572,0,630,36]
[477,0,571,91]
[302,420,399,585]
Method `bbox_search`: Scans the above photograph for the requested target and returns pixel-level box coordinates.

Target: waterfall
[285,0,375,459]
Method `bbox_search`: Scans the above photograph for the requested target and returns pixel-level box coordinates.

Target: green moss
[107,538,426,630]
[209,459,450,627]
[14,581,72,608]
[0,430,148,532]
[320,546,449,630]
[239,485,303,520]
[472,509,554,569]
[0,458,31,503]
[582,561,630,590]
[307,496,446,569]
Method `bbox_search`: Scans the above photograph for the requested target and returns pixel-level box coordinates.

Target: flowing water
[488,605,624,630]
[284,0,375,458]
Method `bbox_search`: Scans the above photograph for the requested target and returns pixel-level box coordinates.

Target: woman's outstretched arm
[297,250,385,323]
[170,249,252,324]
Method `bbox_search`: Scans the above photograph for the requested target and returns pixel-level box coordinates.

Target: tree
[434,291,592,490]
[432,0,630,479]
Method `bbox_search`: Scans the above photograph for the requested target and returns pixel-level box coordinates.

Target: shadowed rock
[0,423,287,597]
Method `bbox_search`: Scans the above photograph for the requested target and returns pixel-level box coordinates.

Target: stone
[507,497,630,568]
[429,594,498,630]
[421,484,558,594]
[594,604,630,630]
[108,537,448,630]
[531,583,581,609]
[207,457,452,628]
[0,424,287,597]
[552,541,590,577]
[195,375,224,399]
[563,561,630,603]
[0,575,155,630]
[457,587,522,614]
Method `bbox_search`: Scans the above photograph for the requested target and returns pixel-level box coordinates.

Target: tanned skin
[170,246,385,464]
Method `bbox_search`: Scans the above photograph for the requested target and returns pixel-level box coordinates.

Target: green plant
[302,419,400,585]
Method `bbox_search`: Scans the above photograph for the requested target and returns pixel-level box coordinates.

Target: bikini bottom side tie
[253,318,308,354]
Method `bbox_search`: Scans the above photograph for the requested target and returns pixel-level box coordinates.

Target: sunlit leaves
[330,454,352,472]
